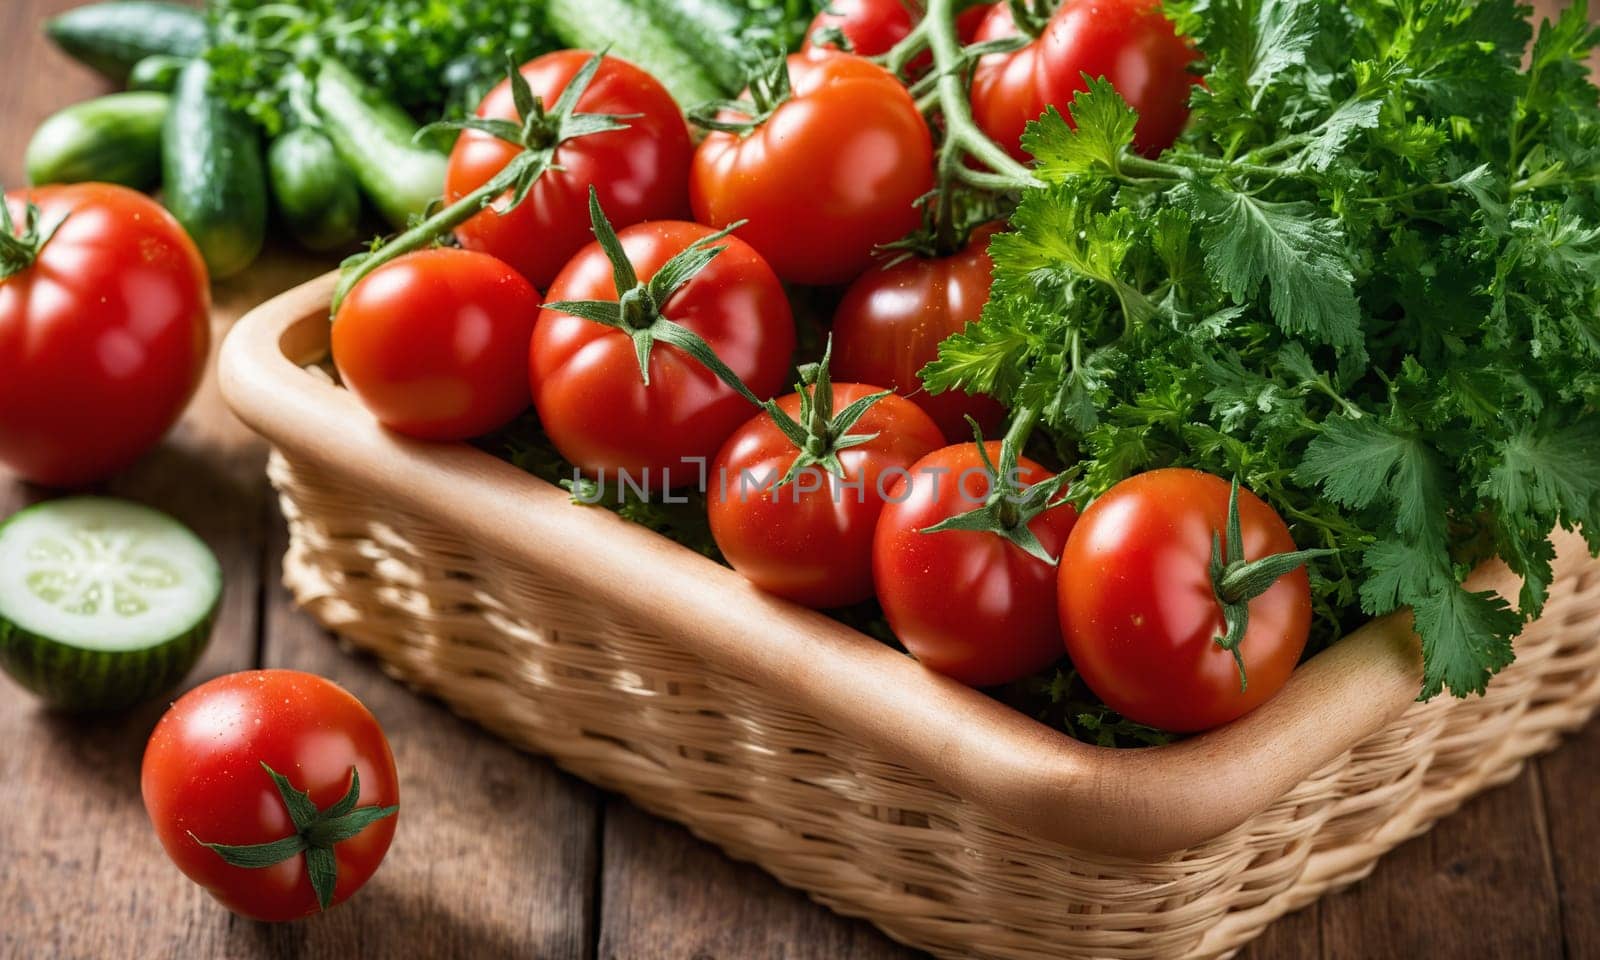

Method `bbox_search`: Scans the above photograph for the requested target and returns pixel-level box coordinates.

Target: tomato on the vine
[446,51,693,290]
[971,0,1198,162]
[691,53,935,286]
[0,184,209,487]
[1059,469,1319,733]
[141,670,400,922]
[333,248,542,441]
[832,224,1007,442]
[710,380,943,608]
[532,214,795,483]
[803,0,918,59]
[874,441,1078,687]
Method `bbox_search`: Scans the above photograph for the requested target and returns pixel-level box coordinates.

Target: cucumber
[312,59,448,231]
[639,0,757,94]
[268,126,364,252]
[0,498,220,712]
[163,59,268,279]
[25,91,169,190]
[45,1,208,83]
[128,54,188,93]
[545,0,726,108]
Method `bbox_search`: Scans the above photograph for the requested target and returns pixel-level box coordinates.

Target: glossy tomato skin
[0,184,209,487]
[832,224,1006,442]
[709,385,943,608]
[874,442,1078,686]
[532,221,795,483]
[691,54,935,286]
[971,0,1198,162]
[447,52,693,290]
[141,670,400,922]
[1059,469,1311,733]
[333,248,542,441]
[803,0,916,58]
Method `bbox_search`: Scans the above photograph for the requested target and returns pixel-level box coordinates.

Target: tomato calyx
[1207,476,1338,692]
[542,188,761,403]
[190,761,399,912]
[762,340,892,487]
[0,193,66,281]
[919,407,1073,564]
[687,47,794,136]
[332,51,628,312]
[1000,0,1050,38]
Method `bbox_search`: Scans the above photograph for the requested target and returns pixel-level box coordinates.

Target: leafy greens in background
[924,0,1600,700]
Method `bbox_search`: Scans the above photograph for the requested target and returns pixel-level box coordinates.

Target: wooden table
[2,2,1598,957]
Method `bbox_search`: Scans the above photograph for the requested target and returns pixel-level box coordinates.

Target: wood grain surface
[0,2,1595,958]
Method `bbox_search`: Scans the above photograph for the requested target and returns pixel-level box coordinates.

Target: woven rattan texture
[267,450,1600,960]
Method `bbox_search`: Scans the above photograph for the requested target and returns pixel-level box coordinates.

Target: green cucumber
[163,59,268,279]
[45,1,208,83]
[0,498,220,712]
[545,0,725,108]
[312,58,447,231]
[25,91,170,189]
[268,126,364,252]
[639,0,757,95]
[128,54,188,93]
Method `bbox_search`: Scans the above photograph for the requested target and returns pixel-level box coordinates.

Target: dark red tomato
[971,0,1198,162]
[532,221,795,482]
[0,184,208,487]
[874,442,1078,686]
[709,385,943,608]
[1059,469,1311,733]
[690,53,935,286]
[333,248,541,441]
[832,224,1006,442]
[446,51,693,290]
[142,670,400,922]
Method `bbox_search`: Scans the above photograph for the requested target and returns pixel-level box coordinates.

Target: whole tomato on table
[533,200,795,483]
[446,50,694,290]
[333,247,543,441]
[142,670,400,921]
[0,183,209,487]
[709,372,944,609]
[874,440,1078,687]
[1059,469,1325,733]
[690,53,935,286]
[971,0,1199,162]
[832,224,1007,442]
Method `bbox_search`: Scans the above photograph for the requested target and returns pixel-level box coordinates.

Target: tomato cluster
[328,11,1313,740]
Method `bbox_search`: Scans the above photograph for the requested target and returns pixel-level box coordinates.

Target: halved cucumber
[0,498,220,712]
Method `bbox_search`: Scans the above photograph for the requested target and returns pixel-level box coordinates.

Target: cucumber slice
[0,498,220,712]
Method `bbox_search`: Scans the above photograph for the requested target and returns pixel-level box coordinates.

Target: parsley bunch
[923,0,1600,699]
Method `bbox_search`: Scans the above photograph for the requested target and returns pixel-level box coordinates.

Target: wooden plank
[1538,722,1600,959]
[255,509,602,960]
[596,797,928,960]
[1318,774,1563,960]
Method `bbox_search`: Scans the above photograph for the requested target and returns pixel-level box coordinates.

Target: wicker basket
[220,273,1600,960]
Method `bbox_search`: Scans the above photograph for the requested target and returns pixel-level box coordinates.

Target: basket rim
[219,271,1585,858]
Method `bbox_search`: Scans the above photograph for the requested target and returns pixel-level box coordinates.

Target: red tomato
[141,670,400,922]
[804,0,917,58]
[709,384,943,608]
[804,1,991,69]
[971,0,1198,162]
[446,51,693,290]
[1059,469,1312,733]
[691,53,936,286]
[874,442,1078,686]
[333,248,541,441]
[832,224,1006,442]
[532,221,795,482]
[0,184,208,487]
